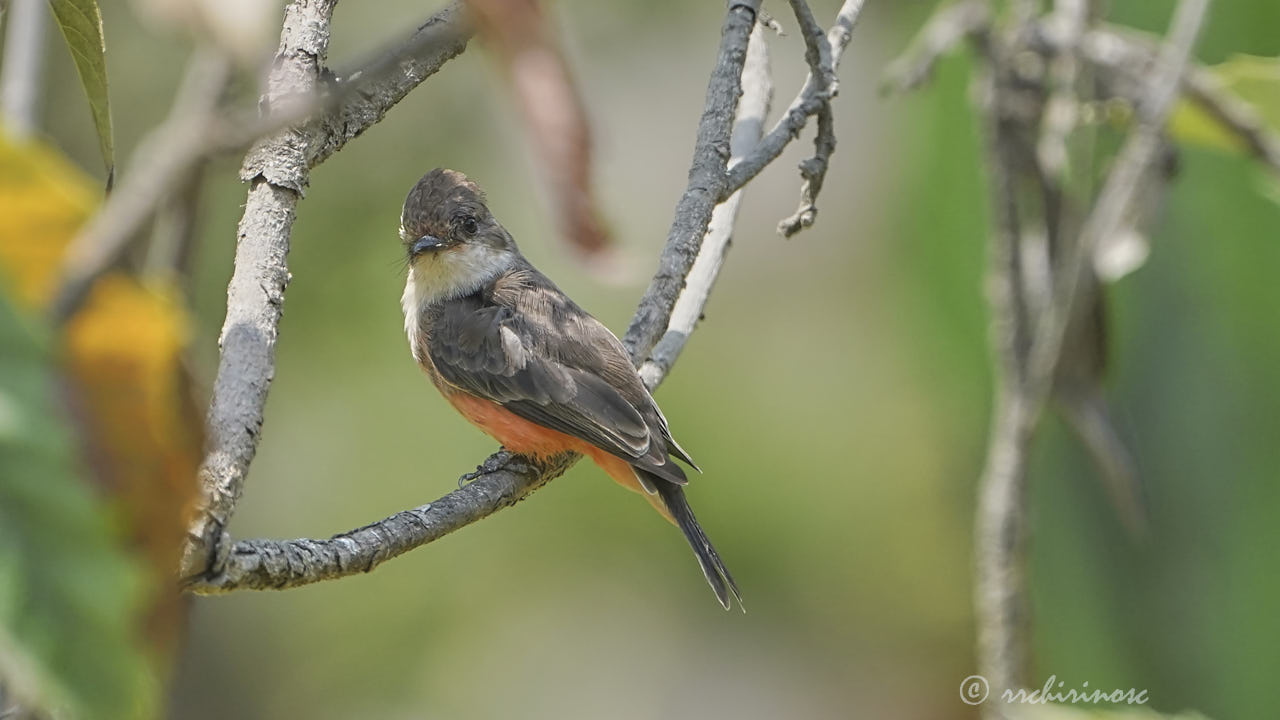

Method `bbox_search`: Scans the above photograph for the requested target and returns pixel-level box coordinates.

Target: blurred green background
[25,0,1280,718]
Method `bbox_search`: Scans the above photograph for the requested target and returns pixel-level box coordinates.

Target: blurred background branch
[892,0,1210,710]
[0,0,46,139]
[49,2,473,324]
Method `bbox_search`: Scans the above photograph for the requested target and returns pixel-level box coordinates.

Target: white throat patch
[401,243,515,356]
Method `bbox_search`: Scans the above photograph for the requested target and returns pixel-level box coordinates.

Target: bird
[398,168,740,609]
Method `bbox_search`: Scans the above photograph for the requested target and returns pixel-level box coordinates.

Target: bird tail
[651,478,742,611]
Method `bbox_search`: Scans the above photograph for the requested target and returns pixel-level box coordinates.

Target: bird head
[400,168,520,300]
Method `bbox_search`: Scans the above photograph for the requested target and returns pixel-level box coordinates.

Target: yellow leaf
[0,129,97,306]
[0,126,201,663]
[1169,54,1280,156]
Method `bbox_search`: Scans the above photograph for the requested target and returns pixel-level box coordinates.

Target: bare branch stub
[185,0,791,594]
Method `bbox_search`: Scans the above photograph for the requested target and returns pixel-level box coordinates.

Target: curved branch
[179,0,341,582]
[179,0,472,582]
[184,0,777,594]
[192,452,575,592]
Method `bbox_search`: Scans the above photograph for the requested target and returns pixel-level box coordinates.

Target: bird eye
[460,216,478,236]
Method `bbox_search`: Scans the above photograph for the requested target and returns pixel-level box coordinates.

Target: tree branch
[254,0,473,186]
[972,48,1037,696]
[881,0,990,95]
[1024,0,1208,404]
[620,0,760,359]
[192,452,576,592]
[178,0,341,582]
[48,2,473,324]
[182,1,791,594]
[1077,26,1280,175]
[0,0,47,139]
[179,0,472,582]
[639,24,773,388]
[970,0,1209,708]
[721,0,868,232]
[50,48,233,323]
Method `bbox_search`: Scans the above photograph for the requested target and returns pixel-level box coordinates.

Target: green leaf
[1169,54,1280,155]
[46,0,114,188]
[0,285,157,719]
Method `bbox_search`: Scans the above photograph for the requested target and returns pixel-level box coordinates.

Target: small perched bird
[399,168,740,609]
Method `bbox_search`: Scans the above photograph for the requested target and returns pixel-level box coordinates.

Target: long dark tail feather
[652,478,742,611]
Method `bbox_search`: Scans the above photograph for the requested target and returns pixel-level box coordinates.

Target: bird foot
[458,449,516,488]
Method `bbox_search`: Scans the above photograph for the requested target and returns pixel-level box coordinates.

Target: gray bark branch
[180,0,472,582]
[180,0,342,582]
[620,0,761,360]
[721,0,867,229]
[639,24,773,388]
[182,1,805,594]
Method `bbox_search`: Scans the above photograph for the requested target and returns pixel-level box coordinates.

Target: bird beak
[410,234,447,256]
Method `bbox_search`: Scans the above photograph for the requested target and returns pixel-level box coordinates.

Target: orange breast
[442,387,671,520]
[446,390,581,459]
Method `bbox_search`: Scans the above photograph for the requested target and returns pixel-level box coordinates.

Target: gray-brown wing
[427,292,685,484]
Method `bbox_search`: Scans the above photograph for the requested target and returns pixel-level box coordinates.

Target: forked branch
[182,0,841,593]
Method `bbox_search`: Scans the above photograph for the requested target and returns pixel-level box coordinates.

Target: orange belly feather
[444,389,672,521]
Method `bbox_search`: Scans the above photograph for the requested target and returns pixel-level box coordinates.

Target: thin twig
[184,0,775,593]
[1183,67,1280,174]
[144,159,208,279]
[1078,26,1280,175]
[721,0,867,204]
[881,0,990,94]
[775,0,835,237]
